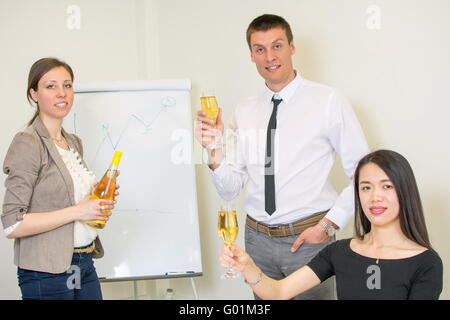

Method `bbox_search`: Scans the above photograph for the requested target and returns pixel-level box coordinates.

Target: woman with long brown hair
[220,150,443,299]
[2,57,117,300]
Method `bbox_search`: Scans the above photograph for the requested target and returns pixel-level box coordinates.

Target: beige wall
[0,0,448,299]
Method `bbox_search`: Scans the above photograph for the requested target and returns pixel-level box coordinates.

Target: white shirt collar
[264,70,302,103]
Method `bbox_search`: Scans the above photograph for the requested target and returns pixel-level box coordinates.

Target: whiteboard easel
[66,80,203,291]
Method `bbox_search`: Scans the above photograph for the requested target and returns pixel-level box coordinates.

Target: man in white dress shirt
[196,14,369,299]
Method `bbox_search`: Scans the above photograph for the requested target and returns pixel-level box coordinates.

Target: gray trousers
[245,223,336,300]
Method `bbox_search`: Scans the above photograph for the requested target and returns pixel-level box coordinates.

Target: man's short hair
[246,14,293,49]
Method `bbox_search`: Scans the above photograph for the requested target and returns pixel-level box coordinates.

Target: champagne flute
[218,203,239,279]
[200,88,219,123]
[200,89,221,150]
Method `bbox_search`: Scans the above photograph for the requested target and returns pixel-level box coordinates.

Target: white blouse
[56,144,98,248]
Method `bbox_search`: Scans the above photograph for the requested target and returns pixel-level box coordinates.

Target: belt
[246,211,327,238]
[73,242,96,254]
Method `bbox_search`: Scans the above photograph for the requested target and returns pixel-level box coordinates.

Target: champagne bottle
[85,151,122,229]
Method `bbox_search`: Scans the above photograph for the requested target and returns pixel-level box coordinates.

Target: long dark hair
[27,57,74,126]
[354,150,432,249]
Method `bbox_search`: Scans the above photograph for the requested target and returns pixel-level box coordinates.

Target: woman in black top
[220,150,443,299]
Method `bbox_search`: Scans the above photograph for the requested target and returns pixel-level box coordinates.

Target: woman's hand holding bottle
[74,176,120,223]
[74,196,115,222]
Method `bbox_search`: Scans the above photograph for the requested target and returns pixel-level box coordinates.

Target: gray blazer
[2,117,104,274]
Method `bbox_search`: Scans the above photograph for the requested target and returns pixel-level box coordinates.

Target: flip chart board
[66,79,202,281]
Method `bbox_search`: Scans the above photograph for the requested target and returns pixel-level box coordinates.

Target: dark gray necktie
[265,96,282,215]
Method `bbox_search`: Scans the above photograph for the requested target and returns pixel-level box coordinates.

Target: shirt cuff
[3,217,24,237]
[206,160,226,177]
[324,207,352,231]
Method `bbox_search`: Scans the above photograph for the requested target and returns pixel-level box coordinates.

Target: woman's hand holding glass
[220,244,264,287]
[218,203,240,279]
[220,243,251,273]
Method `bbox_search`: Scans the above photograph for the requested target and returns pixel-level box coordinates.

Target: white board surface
[65,79,202,280]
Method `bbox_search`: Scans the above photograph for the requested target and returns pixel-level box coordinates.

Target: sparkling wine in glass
[218,203,239,279]
[200,89,221,151]
[200,89,219,123]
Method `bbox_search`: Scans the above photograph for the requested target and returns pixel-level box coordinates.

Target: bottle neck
[109,164,119,171]
[106,165,119,178]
